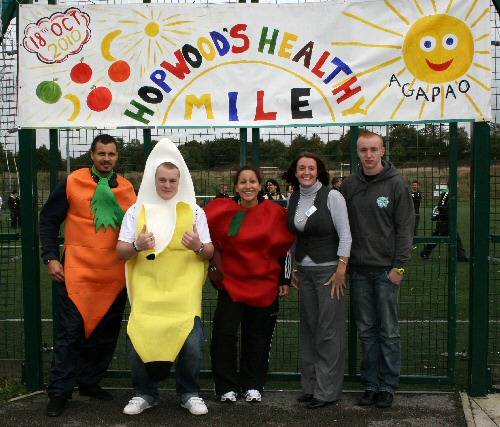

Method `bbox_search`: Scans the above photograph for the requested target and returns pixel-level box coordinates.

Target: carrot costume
[64,168,136,337]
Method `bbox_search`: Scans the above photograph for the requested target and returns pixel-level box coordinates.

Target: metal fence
[0,0,497,394]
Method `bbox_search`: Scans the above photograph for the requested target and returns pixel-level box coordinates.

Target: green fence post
[252,128,260,168]
[49,129,60,336]
[468,121,491,396]
[19,129,43,390]
[240,129,247,166]
[347,126,359,379]
[143,129,152,161]
[447,122,458,384]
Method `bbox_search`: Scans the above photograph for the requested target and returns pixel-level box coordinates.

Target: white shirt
[119,203,212,244]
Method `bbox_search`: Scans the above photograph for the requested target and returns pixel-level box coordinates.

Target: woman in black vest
[283,152,352,409]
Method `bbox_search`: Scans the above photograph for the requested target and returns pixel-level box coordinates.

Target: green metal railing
[0,0,496,396]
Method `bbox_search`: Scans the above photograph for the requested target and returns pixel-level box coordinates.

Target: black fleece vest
[287,186,339,263]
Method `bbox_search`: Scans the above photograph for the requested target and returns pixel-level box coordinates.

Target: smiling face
[403,14,473,84]
[155,164,180,200]
[295,157,318,188]
[236,169,261,208]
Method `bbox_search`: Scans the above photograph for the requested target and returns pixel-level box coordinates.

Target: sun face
[334,0,491,120]
[403,15,473,83]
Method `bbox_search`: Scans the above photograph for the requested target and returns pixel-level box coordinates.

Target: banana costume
[126,138,207,363]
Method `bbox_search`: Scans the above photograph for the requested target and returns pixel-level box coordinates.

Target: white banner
[18,0,492,128]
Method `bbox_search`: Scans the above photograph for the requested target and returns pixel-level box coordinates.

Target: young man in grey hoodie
[341,131,414,409]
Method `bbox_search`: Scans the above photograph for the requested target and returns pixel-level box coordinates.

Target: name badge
[305,206,317,217]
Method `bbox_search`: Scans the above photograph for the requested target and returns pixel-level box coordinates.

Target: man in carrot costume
[39,134,136,417]
[117,137,213,416]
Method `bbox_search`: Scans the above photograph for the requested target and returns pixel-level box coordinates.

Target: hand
[279,285,289,297]
[291,271,299,290]
[47,260,64,282]
[182,224,202,251]
[135,224,155,251]
[323,270,347,300]
[388,269,403,286]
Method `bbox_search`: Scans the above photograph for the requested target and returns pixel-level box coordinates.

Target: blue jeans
[350,270,400,394]
[129,316,204,404]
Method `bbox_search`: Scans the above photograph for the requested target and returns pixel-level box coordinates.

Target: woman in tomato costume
[204,166,294,404]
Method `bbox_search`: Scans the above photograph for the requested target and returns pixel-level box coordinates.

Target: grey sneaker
[245,389,261,402]
[220,391,238,402]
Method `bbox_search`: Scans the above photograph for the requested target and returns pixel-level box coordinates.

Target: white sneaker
[220,391,238,402]
[181,396,208,415]
[123,396,156,415]
[245,389,261,403]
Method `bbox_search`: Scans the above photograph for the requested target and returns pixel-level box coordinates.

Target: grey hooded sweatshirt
[340,161,414,270]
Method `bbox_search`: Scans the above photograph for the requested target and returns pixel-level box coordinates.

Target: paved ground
[0,389,467,427]
[461,392,500,427]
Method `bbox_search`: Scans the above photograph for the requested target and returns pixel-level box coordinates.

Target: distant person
[341,131,414,409]
[285,184,295,200]
[8,190,20,228]
[420,185,468,262]
[215,183,230,199]
[283,153,351,409]
[411,180,422,237]
[264,179,286,204]
[331,177,342,191]
[39,134,136,417]
[205,166,294,404]
[118,139,213,416]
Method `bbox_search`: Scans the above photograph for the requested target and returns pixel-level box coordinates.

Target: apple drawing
[70,60,93,84]
[108,60,130,83]
[87,86,112,112]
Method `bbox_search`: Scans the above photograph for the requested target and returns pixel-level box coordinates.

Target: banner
[18,1,492,129]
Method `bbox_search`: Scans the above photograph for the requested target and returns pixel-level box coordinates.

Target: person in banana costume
[117,138,213,416]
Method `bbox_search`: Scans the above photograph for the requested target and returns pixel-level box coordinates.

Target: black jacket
[341,161,414,269]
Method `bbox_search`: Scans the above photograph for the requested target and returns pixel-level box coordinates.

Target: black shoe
[458,256,469,262]
[78,384,113,401]
[357,390,378,406]
[375,391,394,408]
[297,393,314,403]
[420,251,429,260]
[306,398,337,409]
[46,396,67,417]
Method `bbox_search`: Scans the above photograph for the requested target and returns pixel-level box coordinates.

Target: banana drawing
[64,93,81,121]
[101,29,123,62]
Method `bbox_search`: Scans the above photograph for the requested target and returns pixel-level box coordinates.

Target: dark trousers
[47,284,127,397]
[413,214,420,236]
[421,220,467,258]
[210,289,278,395]
[10,210,19,228]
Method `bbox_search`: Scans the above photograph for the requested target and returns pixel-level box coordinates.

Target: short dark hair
[282,152,330,188]
[411,179,420,185]
[90,134,118,152]
[233,165,262,186]
[156,162,179,177]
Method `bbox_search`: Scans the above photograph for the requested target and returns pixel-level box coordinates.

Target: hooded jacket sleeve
[392,178,415,266]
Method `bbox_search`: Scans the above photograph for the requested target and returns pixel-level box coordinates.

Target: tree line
[2,123,498,174]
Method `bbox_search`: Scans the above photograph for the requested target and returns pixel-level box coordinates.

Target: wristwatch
[393,267,405,276]
[195,242,205,255]
[44,259,56,265]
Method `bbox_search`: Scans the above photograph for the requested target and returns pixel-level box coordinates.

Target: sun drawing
[333,0,491,120]
[99,8,194,76]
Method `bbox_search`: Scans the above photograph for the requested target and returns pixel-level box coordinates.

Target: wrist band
[132,240,140,252]
[195,242,204,255]
[338,258,347,265]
